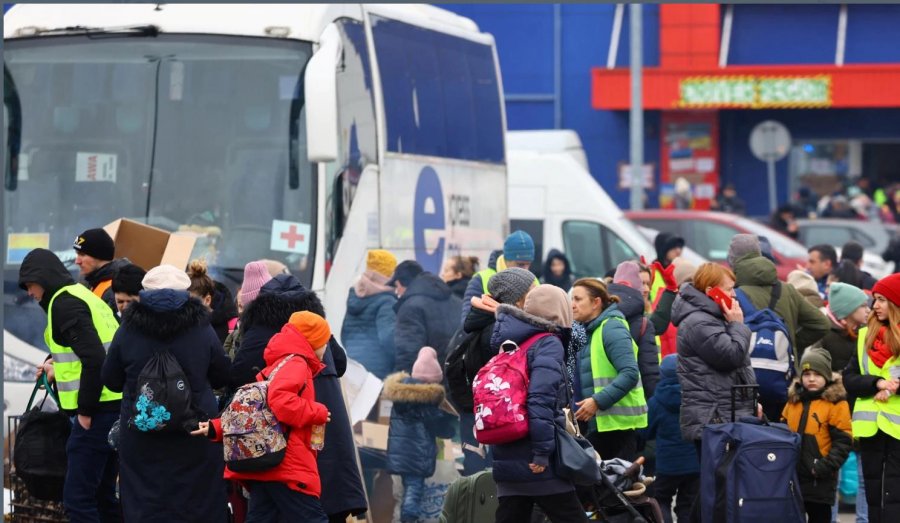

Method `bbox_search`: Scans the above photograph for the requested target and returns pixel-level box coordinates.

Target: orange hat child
[288,311,332,349]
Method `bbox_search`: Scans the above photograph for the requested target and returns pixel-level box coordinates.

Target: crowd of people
[16,221,900,523]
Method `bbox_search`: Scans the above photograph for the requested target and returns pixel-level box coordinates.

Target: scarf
[868,326,895,369]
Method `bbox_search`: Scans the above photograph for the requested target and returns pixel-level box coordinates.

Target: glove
[652,262,678,292]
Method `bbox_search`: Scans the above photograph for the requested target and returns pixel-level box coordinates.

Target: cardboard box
[360,421,389,451]
[377,399,393,425]
[103,219,196,271]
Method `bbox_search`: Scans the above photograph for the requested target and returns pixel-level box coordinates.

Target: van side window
[563,221,606,279]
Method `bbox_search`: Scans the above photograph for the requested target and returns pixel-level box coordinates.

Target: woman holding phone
[671,263,755,448]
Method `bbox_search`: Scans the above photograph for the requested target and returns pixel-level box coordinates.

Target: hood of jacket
[243,284,325,331]
[541,249,572,288]
[346,285,395,316]
[487,249,503,271]
[606,283,645,321]
[209,280,238,326]
[734,253,778,287]
[84,258,130,289]
[491,303,561,350]
[397,272,451,309]
[353,270,394,299]
[786,373,847,404]
[263,323,326,376]
[655,232,682,268]
[18,248,75,310]
[671,283,724,327]
[123,291,210,341]
[381,372,446,405]
[584,303,627,336]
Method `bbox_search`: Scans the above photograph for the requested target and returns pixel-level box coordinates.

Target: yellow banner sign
[679,76,832,109]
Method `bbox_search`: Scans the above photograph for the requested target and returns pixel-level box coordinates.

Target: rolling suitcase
[439,469,498,523]
[699,385,804,522]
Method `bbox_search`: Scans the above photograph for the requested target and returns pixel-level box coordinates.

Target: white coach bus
[3,4,507,417]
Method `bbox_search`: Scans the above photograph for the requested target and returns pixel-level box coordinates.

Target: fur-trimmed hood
[123,292,210,341]
[381,372,446,405]
[787,373,847,404]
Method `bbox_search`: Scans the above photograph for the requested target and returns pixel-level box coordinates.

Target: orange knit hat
[288,311,331,349]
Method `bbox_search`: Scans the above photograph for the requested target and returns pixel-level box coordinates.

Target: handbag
[14,375,70,501]
[554,371,601,486]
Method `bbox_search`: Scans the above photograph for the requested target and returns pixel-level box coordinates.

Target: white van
[507,130,656,278]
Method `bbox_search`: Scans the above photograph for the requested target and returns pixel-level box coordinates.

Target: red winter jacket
[212,323,329,497]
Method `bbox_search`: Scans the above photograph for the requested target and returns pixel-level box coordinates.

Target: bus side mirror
[305,24,342,164]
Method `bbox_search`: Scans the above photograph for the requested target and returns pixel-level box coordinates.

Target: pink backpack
[472,333,551,445]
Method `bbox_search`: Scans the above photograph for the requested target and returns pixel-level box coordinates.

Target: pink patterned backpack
[472,333,550,444]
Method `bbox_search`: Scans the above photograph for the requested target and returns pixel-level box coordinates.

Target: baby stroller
[579,457,664,523]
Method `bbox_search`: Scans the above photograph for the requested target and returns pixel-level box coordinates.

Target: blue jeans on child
[245,481,327,523]
[64,411,121,523]
[401,475,426,522]
[832,452,868,523]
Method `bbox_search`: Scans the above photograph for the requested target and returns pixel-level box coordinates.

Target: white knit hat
[142,264,191,291]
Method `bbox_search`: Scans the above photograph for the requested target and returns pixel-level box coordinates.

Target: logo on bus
[413,166,445,274]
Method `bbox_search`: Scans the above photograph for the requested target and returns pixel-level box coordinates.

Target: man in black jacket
[19,248,122,523]
[73,228,128,318]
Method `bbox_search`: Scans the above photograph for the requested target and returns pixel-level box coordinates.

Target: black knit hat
[73,228,115,261]
[111,263,146,296]
[387,260,424,287]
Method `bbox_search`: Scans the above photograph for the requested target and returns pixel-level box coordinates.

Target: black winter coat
[209,280,238,344]
[459,249,502,324]
[383,373,457,478]
[489,305,574,498]
[608,282,660,399]
[18,248,119,416]
[228,276,367,519]
[393,273,462,373]
[101,290,230,523]
[671,284,755,441]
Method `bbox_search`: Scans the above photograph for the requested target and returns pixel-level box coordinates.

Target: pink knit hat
[613,261,642,290]
[411,347,443,383]
[240,261,272,306]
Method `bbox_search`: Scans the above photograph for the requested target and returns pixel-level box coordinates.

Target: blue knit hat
[503,230,535,263]
[660,354,677,379]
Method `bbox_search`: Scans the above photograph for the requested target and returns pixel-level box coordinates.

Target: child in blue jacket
[641,354,699,523]
[382,347,457,522]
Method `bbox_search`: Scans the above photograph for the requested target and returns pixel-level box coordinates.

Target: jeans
[653,473,700,523]
[496,491,589,523]
[400,475,426,522]
[64,411,121,523]
[245,481,327,523]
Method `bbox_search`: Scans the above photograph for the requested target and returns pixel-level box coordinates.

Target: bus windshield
[4,34,316,349]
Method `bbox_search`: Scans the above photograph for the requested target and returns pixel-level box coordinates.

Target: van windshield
[4,34,316,350]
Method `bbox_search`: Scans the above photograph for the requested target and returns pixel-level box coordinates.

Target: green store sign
[679,76,832,108]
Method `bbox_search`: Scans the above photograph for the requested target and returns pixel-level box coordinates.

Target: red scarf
[868,326,896,368]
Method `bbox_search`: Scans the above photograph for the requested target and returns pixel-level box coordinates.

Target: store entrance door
[862,142,900,186]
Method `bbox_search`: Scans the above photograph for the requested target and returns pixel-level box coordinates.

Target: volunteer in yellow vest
[844,273,900,523]
[460,230,536,325]
[19,248,122,522]
[572,278,648,461]
[649,232,684,307]
[74,227,128,320]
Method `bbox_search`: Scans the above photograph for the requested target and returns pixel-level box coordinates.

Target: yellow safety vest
[851,326,900,440]
[590,317,649,432]
[649,268,666,309]
[45,284,122,411]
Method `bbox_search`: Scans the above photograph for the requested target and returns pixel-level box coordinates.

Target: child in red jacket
[194,311,332,522]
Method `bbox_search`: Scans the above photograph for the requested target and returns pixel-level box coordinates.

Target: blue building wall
[444,3,900,215]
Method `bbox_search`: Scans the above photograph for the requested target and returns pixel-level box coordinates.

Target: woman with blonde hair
[572,278,647,460]
[843,273,900,523]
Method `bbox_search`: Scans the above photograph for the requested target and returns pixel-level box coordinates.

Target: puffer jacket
[576,304,641,423]
[641,356,699,476]
[672,283,755,441]
[733,253,830,367]
[489,305,573,498]
[341,271,397,379]
[393,273,462,373]
[211,323,329,497]
[780,375,852,505]
[608,283,660,399]
[382,372,457,478]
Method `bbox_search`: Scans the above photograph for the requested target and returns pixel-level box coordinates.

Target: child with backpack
[383,346,458,523]
[781,347,852,523]
[641,354,699,523]
[193,311,332,522]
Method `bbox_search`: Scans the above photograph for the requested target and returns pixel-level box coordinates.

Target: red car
[625,210,808,281]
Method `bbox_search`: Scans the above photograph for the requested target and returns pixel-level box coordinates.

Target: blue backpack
[734,283,795,407]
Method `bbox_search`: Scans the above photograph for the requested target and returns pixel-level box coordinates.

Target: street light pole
[629,3,644,210]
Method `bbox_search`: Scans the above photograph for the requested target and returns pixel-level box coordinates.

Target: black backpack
[128,348,196,433]
[14,376,70,501]
[445,323,496,413]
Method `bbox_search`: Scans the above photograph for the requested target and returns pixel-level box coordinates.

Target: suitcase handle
[731,385,759,423]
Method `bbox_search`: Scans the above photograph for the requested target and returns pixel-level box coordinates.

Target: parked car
[796,218,895,277]
[625,210,808,280]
